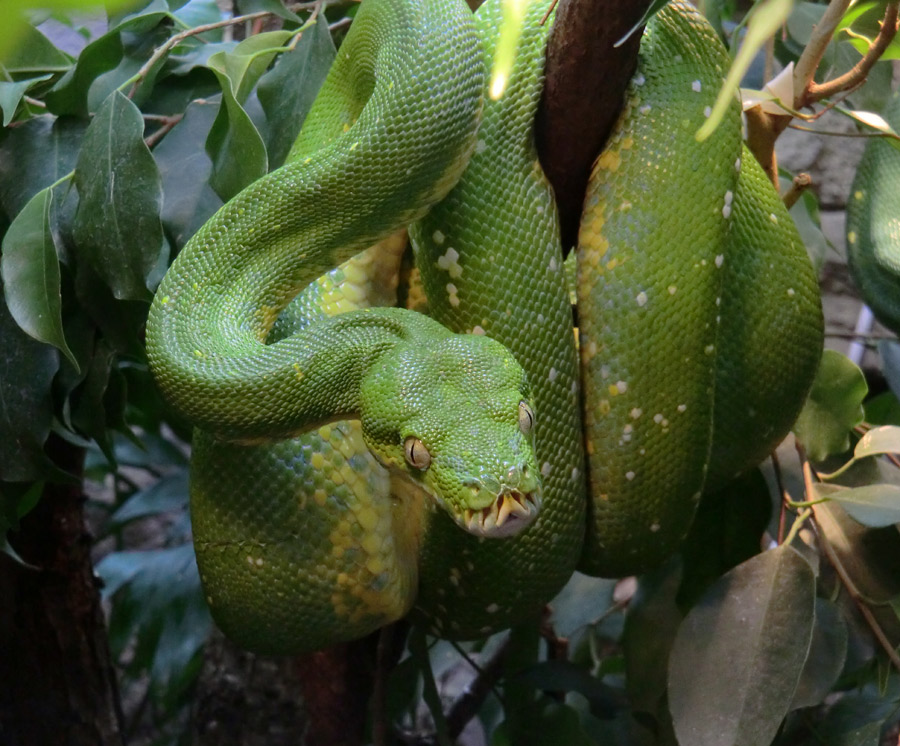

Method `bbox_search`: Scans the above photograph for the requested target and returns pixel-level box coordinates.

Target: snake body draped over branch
[146,0,823,652]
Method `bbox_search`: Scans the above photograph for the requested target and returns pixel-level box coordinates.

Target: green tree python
[846,92,900,336]
[145,0,823,653]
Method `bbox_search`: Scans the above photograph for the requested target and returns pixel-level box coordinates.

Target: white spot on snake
[447,283,460,308]
[486,603,499,613]
[724,190,734,206]
[653,413,663,423]
[475,139,487,154]
[636,291,648,307]
[735,157,742,171]
[634,73,646,86]
[640,104,652,114]
[571,467,580,482]
[787,288,795,296]
[769,213,778,223]
[600,365,610,379]
[677,404,687,413]
[536,205,544,214]
[692,80,702,92]
[588,341,598,357]
[437,247,463,278]
[722,204,732,219]
[640,448,646,455]
[626,471,635,481]
[705,344,715,355]
[703,106,712,117]
[549,257,558,271]
[715,254,724,268]
[615,380,628,394]
[650,522,660,532]
[255,558,264,567]
[848,231,857,244]
[631,408,642,419]
[541,462,552,477]
[549,367,558,382]
[668,285,677,295]
[472,325,485,335]
[432,230,445,244]
[716,296,721,306]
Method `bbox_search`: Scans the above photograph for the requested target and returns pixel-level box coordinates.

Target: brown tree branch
[802,1,899,107]
[793,0,854,102]
[536,0,654,252]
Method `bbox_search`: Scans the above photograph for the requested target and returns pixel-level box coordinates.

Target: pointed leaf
[815,482,900,527]
[258,14,335,168]
[1,187,77,367]
[668,545,816,746]
[548,571,616,638]
[0,292,58,480]
[793,349,867,461]
[854,425,900,459]
[207,30,294,103]
[0,74,52,126]
[790,598,848,710]
[0,24,72,74]
[697,0,793,141]
[205,70,267,201]
[73,91,164,300]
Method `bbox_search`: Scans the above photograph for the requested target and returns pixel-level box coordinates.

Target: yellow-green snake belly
[146,0,823,653]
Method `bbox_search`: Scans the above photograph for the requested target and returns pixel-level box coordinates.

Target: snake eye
[518,401,534,434]
[404,437,431,470]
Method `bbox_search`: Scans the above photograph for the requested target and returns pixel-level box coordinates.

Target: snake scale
[846,92,900,336]
[146,0,823,653]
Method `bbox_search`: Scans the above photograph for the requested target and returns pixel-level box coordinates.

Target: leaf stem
[782,506,812,546]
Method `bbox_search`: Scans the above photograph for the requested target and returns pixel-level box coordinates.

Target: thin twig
[770,449,791,544]
[793,0,854,105]
[781,172,811,209]
[797,442,900,673]
[143,113,184,149]
[803,1,900,107]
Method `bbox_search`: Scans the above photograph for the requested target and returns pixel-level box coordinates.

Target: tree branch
[793,0,854,103]
[536,0,654,252]
[802,1,899,107]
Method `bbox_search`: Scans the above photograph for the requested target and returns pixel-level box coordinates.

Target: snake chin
[460,490,541,538]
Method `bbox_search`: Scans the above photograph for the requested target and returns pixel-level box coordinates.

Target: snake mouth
[460,490,541,538]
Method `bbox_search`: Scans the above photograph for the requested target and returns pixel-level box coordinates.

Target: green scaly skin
[148,0,824,652]
[577,2,743,576]
[411,0,585,637]
[846,93,900,336]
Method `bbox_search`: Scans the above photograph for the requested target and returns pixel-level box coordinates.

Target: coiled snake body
[146,0,822,652]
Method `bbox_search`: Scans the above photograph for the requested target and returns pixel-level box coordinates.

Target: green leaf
[697,0,794,142]
[790,598,848,710]
[817,682,900,746]
[257,14,335,169]
[0,116,86,219]
[43,9,169,117]
[1,187,77,367]
[96,544,212,702]
[548,571,616,638]
[73,90,164,301]
[880,340,900,401]
[793,349,867,461]
[205,73,267,201]
[864,391,900,426]
[494,697,596,746]
[834,105,900,151]
[208,30,295,103]
[816,482,900,528]
[854,425,900,459]
[0,291,59,480]
[0,24,71,74]
[71,339,116,460]
[153,99,222,248]
[110,470,188,525]
[0,74,52,126]
[668,545,816,746]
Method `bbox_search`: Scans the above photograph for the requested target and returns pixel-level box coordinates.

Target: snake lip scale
[461,489,541,538]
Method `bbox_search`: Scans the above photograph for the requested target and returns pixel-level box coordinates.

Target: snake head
[359,332,542,538]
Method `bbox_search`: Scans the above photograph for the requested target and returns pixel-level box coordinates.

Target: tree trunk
[0,437,123,746]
